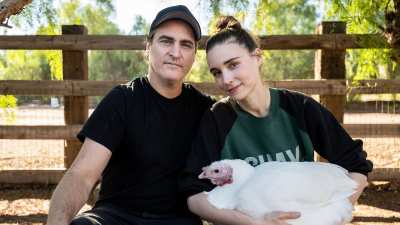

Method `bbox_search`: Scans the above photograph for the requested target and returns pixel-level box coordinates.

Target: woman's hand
[348,172,368,205]
[252,211,301,225]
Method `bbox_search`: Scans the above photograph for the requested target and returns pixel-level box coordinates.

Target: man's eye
[160,39,172,44]
[214,169,219,173]
[212,71,221,77]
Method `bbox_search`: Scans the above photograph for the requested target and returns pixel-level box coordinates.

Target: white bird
[199,159,358,225]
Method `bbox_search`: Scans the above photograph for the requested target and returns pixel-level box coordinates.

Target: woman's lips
[227,84,241,95]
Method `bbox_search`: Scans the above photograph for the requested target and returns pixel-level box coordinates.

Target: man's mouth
[164,62,182,68]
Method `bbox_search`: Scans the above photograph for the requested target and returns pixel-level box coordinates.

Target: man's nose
[168,43,182,59]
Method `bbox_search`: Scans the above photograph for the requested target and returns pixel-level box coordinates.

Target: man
[46,5,214,225]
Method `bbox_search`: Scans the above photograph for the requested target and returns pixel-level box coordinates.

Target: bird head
[198,159,255,187]
[198,161,233,186]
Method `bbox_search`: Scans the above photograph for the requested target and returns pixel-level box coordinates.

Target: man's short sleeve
[77,86,126,152]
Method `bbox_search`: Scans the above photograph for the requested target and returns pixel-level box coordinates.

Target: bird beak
[198,167,208,179]
[198,171,207,179]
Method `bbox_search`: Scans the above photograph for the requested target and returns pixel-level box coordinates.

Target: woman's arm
[188,192,300,225]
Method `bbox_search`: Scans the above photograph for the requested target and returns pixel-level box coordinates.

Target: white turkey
[198,159,357,225]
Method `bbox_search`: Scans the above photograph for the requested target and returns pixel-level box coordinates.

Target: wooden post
[62,25,88,168]
[315,21,346,162]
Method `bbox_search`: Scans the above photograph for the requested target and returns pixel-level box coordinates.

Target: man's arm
[46,138,112,225]
[188,193,300,225]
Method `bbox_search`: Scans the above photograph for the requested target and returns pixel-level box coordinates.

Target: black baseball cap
[149,5,201,41]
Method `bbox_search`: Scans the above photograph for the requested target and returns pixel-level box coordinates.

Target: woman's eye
[214,169,220,173]
[228,62,238,69]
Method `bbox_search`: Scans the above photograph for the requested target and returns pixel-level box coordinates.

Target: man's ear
[145,42,151,57]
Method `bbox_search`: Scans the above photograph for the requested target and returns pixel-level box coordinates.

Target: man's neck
[147,73,183,99]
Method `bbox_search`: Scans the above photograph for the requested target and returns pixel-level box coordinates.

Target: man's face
[147,20,196,85]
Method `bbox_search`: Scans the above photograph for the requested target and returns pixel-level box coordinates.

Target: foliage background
[0,0,399,108]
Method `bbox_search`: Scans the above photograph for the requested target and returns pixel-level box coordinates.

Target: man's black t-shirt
[77,76,214,215]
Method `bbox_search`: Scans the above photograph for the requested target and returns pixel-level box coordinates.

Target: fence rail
[1,79,400,96]
[0,167,395,184]
[0,34,387,50]
[0,124,399,139]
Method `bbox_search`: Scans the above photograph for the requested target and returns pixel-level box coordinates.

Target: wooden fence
[0,22,399,184]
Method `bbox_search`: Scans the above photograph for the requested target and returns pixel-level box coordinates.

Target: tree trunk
[393,0,400,63]
[0,0,32,27]
[385,0,400,64]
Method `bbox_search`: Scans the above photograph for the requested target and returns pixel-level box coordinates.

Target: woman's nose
[222,72,234,85]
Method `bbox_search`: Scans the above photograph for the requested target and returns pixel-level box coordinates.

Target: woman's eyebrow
[209,57,240,73]
[223,57,240,65]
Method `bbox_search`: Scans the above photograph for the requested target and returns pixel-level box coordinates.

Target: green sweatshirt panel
[220,88,314,166]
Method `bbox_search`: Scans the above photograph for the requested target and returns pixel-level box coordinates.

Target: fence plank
[267,79,347,95]
[0,124,398,139]
[62,25,89,168]
[0,35,147,50]
[343,124,400,137]
[0,167,396,184]
[348,79,400,94]
[0,34,387,50]
[0,80,119,96]
[2,79,399,96]
[0,169,64,184]
[0,125,81,139]
[368,168,400,181]
[315,22,346,123]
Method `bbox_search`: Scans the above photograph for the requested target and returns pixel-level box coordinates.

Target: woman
[179,16,373,225]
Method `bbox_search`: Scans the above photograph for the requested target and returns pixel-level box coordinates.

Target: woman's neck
[237,83,270,117]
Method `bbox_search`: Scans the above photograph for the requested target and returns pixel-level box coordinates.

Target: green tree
[253,0,317,80]
[0,95,17,124]
[3,0,114,32]
[187,51,214,83]
[325,0,400,80]
[89,15,149,81]
[196,0,318,81]
[130,15,149,35]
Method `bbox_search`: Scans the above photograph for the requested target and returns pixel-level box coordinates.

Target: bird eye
[214,169,219,173]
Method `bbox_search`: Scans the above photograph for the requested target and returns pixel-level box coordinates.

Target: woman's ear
[252,48,263,67]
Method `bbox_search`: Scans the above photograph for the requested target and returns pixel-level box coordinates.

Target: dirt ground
[0,107,399,224]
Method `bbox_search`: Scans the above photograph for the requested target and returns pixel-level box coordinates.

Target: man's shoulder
[182,82,209,98]
[107,76,148,101]
[183,82,215,106]
[119,76,146,92]
[210,97,236,116]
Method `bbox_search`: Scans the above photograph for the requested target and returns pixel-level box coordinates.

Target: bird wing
[236,162,357,214]
[207,186,238,210]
